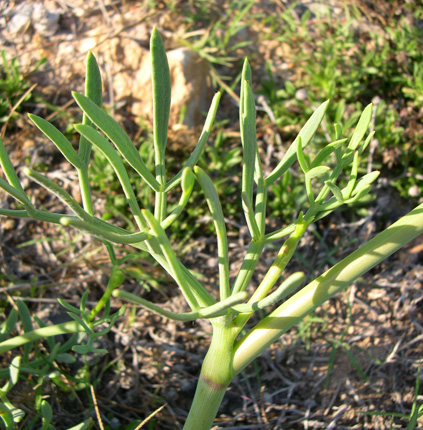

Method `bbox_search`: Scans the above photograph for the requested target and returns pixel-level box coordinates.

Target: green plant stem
[231,240,264,294]
[183,324,235,430]
[234,215,309,331]
[183,373,228,430]
[113,289,248,321]
[233,201,423,374]
[154,187,167,224]
[0,321,83,354]
[89,266,124,320]
[77,168,94,215]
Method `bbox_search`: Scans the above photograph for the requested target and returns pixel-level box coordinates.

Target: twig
[134,403,167,430]
[91,384,105,430]
[1,83,37,139]
[210,68,240,104]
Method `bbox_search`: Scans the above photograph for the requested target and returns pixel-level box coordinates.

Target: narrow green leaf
[72,92,160,191]
[306,165,330,179]
[352,171,380,197]
[29,114,81,168]
[266,100,330,185]
[241,79,256,202]
[9,356,21,386]
[78,52,103,215]
[151,27,171,175]
[67,313,92,334]
[340,147,355,167]
[41,400,53,424]
[310,138,347,169]
[73,344,108,354]
[165,92,221,192]
[263,223,296,243]
[79,51,102,168]
[342,151,359,199]
[113,289,247,321]
[296,136,309,173]
[241,191,260,242]
[342,345,368,382]
[194,166,230,300]
[0,403,14,429]
[0,309,18,341]
[74,124,146,229]
[85,52,102,108]
[197,292,249,318]
[80,290,89,312]
[151,28,171,222]
[0,177,29,206]
[305,175,315,206]
[254,160,267,235]
[347,186,371,203]
[60,217,150,245]
[23,168,91,223]
[58,299,81,314]
[142,209,201,309]
[66,419,94,430]
[55,353,76,364]
[348,103,372,150]
[16,300,33,333]
[0,137,30,204]
[233,272,305,312]
[325,181,344,203]
[162,167,195,229]
[334,123,343,140]
[359,130,375,155]
[240,58,252,139]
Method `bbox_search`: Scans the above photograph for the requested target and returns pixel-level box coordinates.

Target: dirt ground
[1,1,422,429]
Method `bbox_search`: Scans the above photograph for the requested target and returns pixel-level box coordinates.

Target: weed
[0,50,45,132]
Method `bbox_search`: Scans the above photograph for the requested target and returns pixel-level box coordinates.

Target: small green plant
[0,50,45,130]
[1,28,423,429]
[360,366,423,429]
[179,0,256,67]
[261,4,423,202]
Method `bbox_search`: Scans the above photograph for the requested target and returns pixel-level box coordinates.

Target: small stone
[408,185,420,198]
[107,38,211,128]
[295,88,308,101]
[2,219,16,231]
[32,3,60,37]
[7,3,33,34]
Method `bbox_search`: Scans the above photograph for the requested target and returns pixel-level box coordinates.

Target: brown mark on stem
[201,373,229,391]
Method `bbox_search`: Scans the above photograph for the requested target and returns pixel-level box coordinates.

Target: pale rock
[295,88,308,101]
[107,38,210,128]
[7,2,59,36]
[7,3,33,33]
[32,3,60,37]
[408,185,419,198]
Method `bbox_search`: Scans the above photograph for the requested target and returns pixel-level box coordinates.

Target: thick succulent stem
[183,373,228,430]
[183,322,235,430]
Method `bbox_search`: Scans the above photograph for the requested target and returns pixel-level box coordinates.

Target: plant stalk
[183,322,235,430]
[0,321,84,354]
[183,373,228,430]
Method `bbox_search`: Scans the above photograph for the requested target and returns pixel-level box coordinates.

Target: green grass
[258,2,423,202]
[0,50,45,131]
